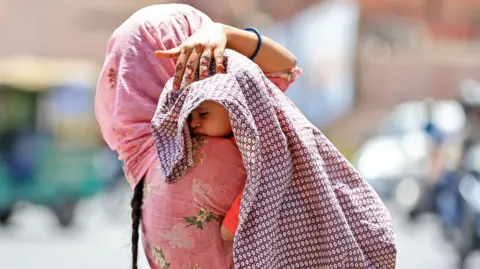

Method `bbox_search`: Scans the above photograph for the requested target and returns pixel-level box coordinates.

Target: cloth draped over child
[151,50,397,269]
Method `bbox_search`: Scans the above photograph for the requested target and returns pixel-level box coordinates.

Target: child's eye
[199,112,209,117]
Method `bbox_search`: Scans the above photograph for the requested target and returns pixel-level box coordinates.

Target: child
[188,100,242,241]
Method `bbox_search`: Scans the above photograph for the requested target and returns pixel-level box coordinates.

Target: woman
[95,4,300,268]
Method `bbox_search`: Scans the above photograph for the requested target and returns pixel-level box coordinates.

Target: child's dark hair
[131,179,144,269]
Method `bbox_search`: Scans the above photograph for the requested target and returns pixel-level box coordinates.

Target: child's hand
[220,224,235,241]
[155,23,227,90]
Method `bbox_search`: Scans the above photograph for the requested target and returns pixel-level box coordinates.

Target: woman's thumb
[155,47,182,59]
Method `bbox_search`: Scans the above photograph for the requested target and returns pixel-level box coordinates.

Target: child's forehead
[194,101,217,110]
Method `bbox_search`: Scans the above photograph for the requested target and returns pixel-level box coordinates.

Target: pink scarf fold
[151,50,397,268]
[95,4,212,188]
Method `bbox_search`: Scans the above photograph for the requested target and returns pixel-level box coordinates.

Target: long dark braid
[131,179,144,269]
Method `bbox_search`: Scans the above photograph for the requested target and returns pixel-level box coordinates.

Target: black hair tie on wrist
[243,27,262,61]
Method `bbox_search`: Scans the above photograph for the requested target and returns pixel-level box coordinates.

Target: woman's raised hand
[155,23,227,90]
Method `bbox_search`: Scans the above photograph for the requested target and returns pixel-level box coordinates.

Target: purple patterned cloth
[151,50,397,268]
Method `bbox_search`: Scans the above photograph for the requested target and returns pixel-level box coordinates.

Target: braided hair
[131,179,144,269]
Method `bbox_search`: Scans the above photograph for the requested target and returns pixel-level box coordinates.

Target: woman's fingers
[154,47,182,59]
[183,44,204,87]
[172,45,194,90]
[212,44,226,74]
[199,46,213,80]
[160,23,228,89]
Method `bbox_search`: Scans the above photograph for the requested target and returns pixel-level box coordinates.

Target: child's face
[189,101,232,137]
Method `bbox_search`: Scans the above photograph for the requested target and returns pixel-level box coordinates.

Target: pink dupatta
[95,4,213,188]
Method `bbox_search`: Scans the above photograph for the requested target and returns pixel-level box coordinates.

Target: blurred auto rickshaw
[0,56,123,227]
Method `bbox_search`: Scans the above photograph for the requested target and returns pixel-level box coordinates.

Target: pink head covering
[95,4,212,188]
[152,50,397,268]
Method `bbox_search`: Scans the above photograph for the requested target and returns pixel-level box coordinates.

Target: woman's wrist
[221,24,259,59]
[220,23,297,73]
[221,23,234,45]
[222,24,237,48]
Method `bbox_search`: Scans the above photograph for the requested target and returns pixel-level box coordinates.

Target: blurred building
[360,0,480,41]
[260,1,360,128]
[2,0,480,151]
[328,0,480,149]
[0,0,316,62]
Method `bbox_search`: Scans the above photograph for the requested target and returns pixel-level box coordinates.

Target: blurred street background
[1,0,480,268]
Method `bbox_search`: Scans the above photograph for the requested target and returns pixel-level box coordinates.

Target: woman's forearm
[222,24,297,73]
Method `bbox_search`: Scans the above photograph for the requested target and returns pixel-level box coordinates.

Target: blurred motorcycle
[436,144,480,267]
[0,61,120,228]
[353,100,465,215]
[354,132,427,211]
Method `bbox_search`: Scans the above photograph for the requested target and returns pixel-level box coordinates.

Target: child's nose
[190,117,200,128]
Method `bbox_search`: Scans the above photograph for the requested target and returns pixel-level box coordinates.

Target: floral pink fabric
[152,50,397,268]
[142,136,245,268]
[95,4,300,269]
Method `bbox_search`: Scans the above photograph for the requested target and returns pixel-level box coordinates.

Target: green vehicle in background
[0,57,124,227]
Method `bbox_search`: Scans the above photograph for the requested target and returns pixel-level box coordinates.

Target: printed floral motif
[107,67,116,89]
[192,179,214,204]
[142,176,153,208]
[267,68,300,84]
[152,246,171,269]
[281,70,295,81]
[184,208,219,229]
[160,224,195,249]
[191,136,208,165]
[189,262,203,269]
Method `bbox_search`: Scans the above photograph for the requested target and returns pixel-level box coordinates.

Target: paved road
[0,199,479,269]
